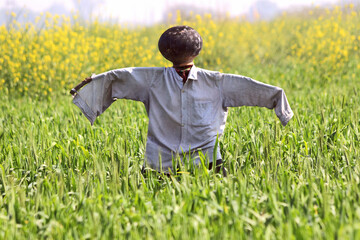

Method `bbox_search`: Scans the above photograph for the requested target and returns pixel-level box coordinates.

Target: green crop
[0,5,360,239]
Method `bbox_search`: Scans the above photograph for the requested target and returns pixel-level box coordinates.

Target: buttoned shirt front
[73,66,293,172]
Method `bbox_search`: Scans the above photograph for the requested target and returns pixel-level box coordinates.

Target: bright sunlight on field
[0,4,359,239]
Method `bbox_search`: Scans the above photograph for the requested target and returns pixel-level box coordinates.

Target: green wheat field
[1,5,360,239]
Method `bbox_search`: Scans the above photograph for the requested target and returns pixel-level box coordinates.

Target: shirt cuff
[280,111,294,126]
[72,94,97,125]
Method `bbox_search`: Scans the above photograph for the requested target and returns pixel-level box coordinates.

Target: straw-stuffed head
[158,26,203,66]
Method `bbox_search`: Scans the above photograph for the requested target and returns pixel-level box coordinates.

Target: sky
[0,0,345,24]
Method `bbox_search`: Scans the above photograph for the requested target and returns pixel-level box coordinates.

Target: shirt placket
[179,82,187,151]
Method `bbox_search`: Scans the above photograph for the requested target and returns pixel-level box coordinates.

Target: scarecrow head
[158,26,203,67]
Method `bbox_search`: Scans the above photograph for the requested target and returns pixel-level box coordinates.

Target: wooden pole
[70,77,92,96]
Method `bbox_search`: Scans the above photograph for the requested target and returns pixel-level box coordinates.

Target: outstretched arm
[220,73,293,126]
[72,67,157,125]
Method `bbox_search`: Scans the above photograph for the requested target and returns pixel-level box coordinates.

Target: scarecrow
[70,26,293,175]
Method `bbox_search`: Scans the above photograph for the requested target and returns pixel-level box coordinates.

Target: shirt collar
[187,65,198,81]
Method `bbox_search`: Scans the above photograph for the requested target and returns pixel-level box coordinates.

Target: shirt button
[181,90,185,93]
[181,124,184,127]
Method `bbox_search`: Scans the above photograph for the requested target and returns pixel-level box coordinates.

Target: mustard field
[1,6,359,97]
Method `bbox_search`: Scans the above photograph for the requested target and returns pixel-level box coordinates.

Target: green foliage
[1,75,359,239]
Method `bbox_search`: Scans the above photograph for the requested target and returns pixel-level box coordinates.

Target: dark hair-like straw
[158,26,202,66]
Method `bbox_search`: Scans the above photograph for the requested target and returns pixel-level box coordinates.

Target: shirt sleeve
[72,67,153,125]
[220,73,294,126]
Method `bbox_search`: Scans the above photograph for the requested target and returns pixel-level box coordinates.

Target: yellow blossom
[0,8,359,96]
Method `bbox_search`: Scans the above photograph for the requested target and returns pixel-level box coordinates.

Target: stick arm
[70,77,93,96]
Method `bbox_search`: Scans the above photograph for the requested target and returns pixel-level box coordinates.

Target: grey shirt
[72,66,293,172]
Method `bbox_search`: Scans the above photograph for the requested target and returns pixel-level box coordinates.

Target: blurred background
[1,0,359,97]
[1,0,359,25]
